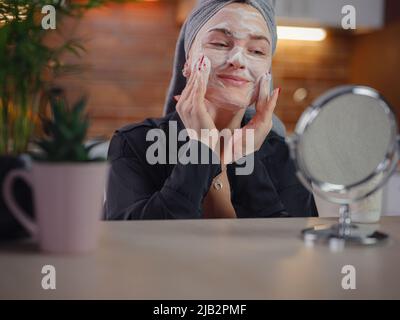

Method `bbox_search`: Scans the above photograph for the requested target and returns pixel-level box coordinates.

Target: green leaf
[35,92,93,161]
[2,0,127,156]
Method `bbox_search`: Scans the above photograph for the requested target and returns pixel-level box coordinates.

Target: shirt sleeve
[104,132,222,220]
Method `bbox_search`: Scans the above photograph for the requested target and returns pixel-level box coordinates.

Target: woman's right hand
[175,55,219,152]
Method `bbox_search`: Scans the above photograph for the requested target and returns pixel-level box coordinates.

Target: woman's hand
[175,55,219,152]
[223,74,280,164]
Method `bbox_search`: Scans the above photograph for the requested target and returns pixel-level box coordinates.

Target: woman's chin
[206,92,253,111]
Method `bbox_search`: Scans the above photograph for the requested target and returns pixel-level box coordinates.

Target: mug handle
[3,169,38,237]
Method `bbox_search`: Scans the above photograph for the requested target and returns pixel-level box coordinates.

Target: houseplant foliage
[34,92,105,162]
[0,0,117,240]
[3,92,109,252]
[0,0,115,156]
[19,93,108,253]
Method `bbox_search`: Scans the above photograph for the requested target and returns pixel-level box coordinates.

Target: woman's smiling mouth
[217,74,251,87]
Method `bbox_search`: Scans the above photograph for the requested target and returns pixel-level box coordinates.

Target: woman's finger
[179,55,203,103]
[266,72,272,100]
[262,87,280,122]
[178,67,198,108]
[255,73,270,112]
[189,72,202,113]
[180,69,196,98]
[201,56,211,96]
[185,65,205,113]
[192,56,210,104]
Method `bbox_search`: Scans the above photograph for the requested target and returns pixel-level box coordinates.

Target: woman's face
[185,3,272,111]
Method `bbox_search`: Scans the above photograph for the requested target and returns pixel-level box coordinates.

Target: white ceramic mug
[350,189,383,223]
[350,173,384,224]
[3,162,109,254]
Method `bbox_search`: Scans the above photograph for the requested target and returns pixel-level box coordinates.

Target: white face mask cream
[186,3,272,111]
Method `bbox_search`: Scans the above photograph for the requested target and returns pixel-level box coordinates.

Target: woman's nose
[227,49,246,69]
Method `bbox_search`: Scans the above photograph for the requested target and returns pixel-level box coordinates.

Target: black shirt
[104,111,318,219]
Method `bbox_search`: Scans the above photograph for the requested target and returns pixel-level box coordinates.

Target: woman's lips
[217,74,250,87]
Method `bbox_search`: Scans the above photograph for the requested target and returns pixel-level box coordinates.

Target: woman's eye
[251,49,265,55]
[211,42,228,47]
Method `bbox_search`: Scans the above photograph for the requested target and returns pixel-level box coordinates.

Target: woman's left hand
[223,74,280,164]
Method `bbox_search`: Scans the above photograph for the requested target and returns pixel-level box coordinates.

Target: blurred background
[1,0,399,244]
[51,0,400,138]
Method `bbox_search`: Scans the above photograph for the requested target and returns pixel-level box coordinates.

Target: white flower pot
[3,161,109,254]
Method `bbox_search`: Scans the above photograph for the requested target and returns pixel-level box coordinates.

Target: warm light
[277,26,327,41]
[0,4,28,25]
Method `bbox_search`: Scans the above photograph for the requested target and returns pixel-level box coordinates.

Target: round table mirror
[287,85,400,246]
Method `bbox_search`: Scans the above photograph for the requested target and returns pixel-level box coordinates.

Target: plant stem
[1,94,9,154]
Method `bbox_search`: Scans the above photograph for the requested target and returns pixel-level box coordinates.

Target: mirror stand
[301,204,389,246]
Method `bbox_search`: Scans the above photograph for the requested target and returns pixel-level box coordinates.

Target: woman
[104,0,318,220]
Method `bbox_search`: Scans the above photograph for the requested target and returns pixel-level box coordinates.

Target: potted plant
[3,93,109,253]
[0,0,113,239]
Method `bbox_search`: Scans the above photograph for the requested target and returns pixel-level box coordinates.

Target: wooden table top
[1,217,399,299]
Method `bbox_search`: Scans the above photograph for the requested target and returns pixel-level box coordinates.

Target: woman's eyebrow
[207,27,270,46]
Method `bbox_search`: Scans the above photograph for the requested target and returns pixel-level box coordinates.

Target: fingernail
[202,56,208,71]
[198,55,204,71]
[278,87,281,95]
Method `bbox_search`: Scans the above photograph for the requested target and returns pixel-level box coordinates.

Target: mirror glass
[300,93,392,187]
